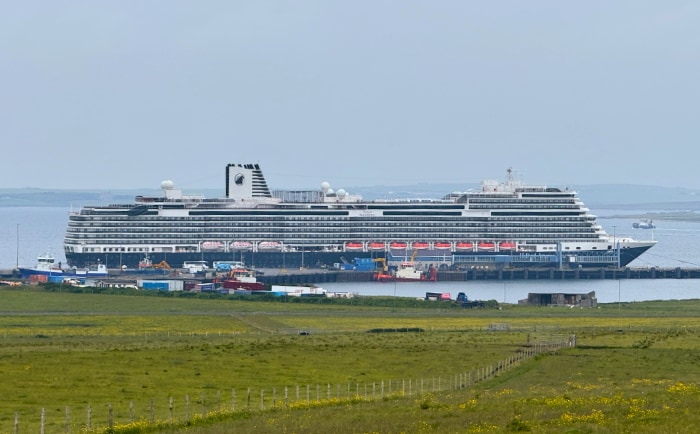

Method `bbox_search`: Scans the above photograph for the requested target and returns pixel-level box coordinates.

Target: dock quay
[258,267,700,285]
[3,267,700,286]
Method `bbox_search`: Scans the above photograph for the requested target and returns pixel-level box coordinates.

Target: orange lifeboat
[434,242,452,250]
[367,242,386,251]
[390,241,408,249]
[455,241,474,250]
[345,242,364,251]
[202,241,224,251]
[258,241,282,250]
[412,242,429,249]
[230,241,253,250]
[499,241,516,250]
[478,241,496,251]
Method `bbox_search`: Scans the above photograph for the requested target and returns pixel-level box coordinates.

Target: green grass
[2,286,700,433]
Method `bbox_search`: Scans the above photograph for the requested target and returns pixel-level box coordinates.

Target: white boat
[65,263,109,278]
[18,251,63,278]
[19,250,108,279]
[633,219,656,229]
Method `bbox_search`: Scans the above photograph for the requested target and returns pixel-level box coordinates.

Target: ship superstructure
[64,164,656,269]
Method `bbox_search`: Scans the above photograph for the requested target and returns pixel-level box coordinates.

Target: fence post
[65,406,70,434]
[129,401,134,422]
[273,387,277,409]
[232,389,235,412]
[327,383,331,401]
[185,394,190,421]
[86,405,91,432]
[306,385,310,405]
[285,386,289,409]
[217,390,221,412]
[247,388,251,411]
[41,408,45,434]
[150,399,155,424]
[108,404,113,430]
[169,397,174,425]
[261,389,264,411]
[14,411,18,434]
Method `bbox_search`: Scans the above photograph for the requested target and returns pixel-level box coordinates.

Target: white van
[183,260,208,273]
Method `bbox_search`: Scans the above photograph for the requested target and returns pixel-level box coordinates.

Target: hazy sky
[2,1,698,192]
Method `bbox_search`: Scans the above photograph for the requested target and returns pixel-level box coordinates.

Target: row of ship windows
[66,234,601,243]
[467,198,576,203]
[468,205,581,210]
[67,230,599,239]
[74,215,594,223]
[69,221,597,230]
[67,225,598,234]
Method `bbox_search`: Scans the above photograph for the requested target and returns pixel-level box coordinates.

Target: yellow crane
[153,260,171,269]
[373,257,388,271]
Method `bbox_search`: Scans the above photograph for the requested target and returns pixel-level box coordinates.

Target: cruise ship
[63,164,656,269]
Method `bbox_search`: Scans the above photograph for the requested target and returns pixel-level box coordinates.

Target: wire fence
[3,335,575,433]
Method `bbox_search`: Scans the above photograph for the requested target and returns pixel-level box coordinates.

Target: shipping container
[137,279,184,291]
[47,275,64,283]
[195,282,216,292]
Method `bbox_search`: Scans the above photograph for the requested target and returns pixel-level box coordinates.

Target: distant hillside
[2,183,700,210]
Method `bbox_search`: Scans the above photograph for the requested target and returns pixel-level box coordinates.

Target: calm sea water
[2,207,700,303]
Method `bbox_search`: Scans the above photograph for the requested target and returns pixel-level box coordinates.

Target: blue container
[142,281,169,290]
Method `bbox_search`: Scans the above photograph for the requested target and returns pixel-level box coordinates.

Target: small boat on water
[633,219,656,229]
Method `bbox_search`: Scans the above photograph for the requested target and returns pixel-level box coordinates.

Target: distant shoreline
[602,211,700,222]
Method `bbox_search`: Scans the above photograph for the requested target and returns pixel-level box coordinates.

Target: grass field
[1,285,700,433]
